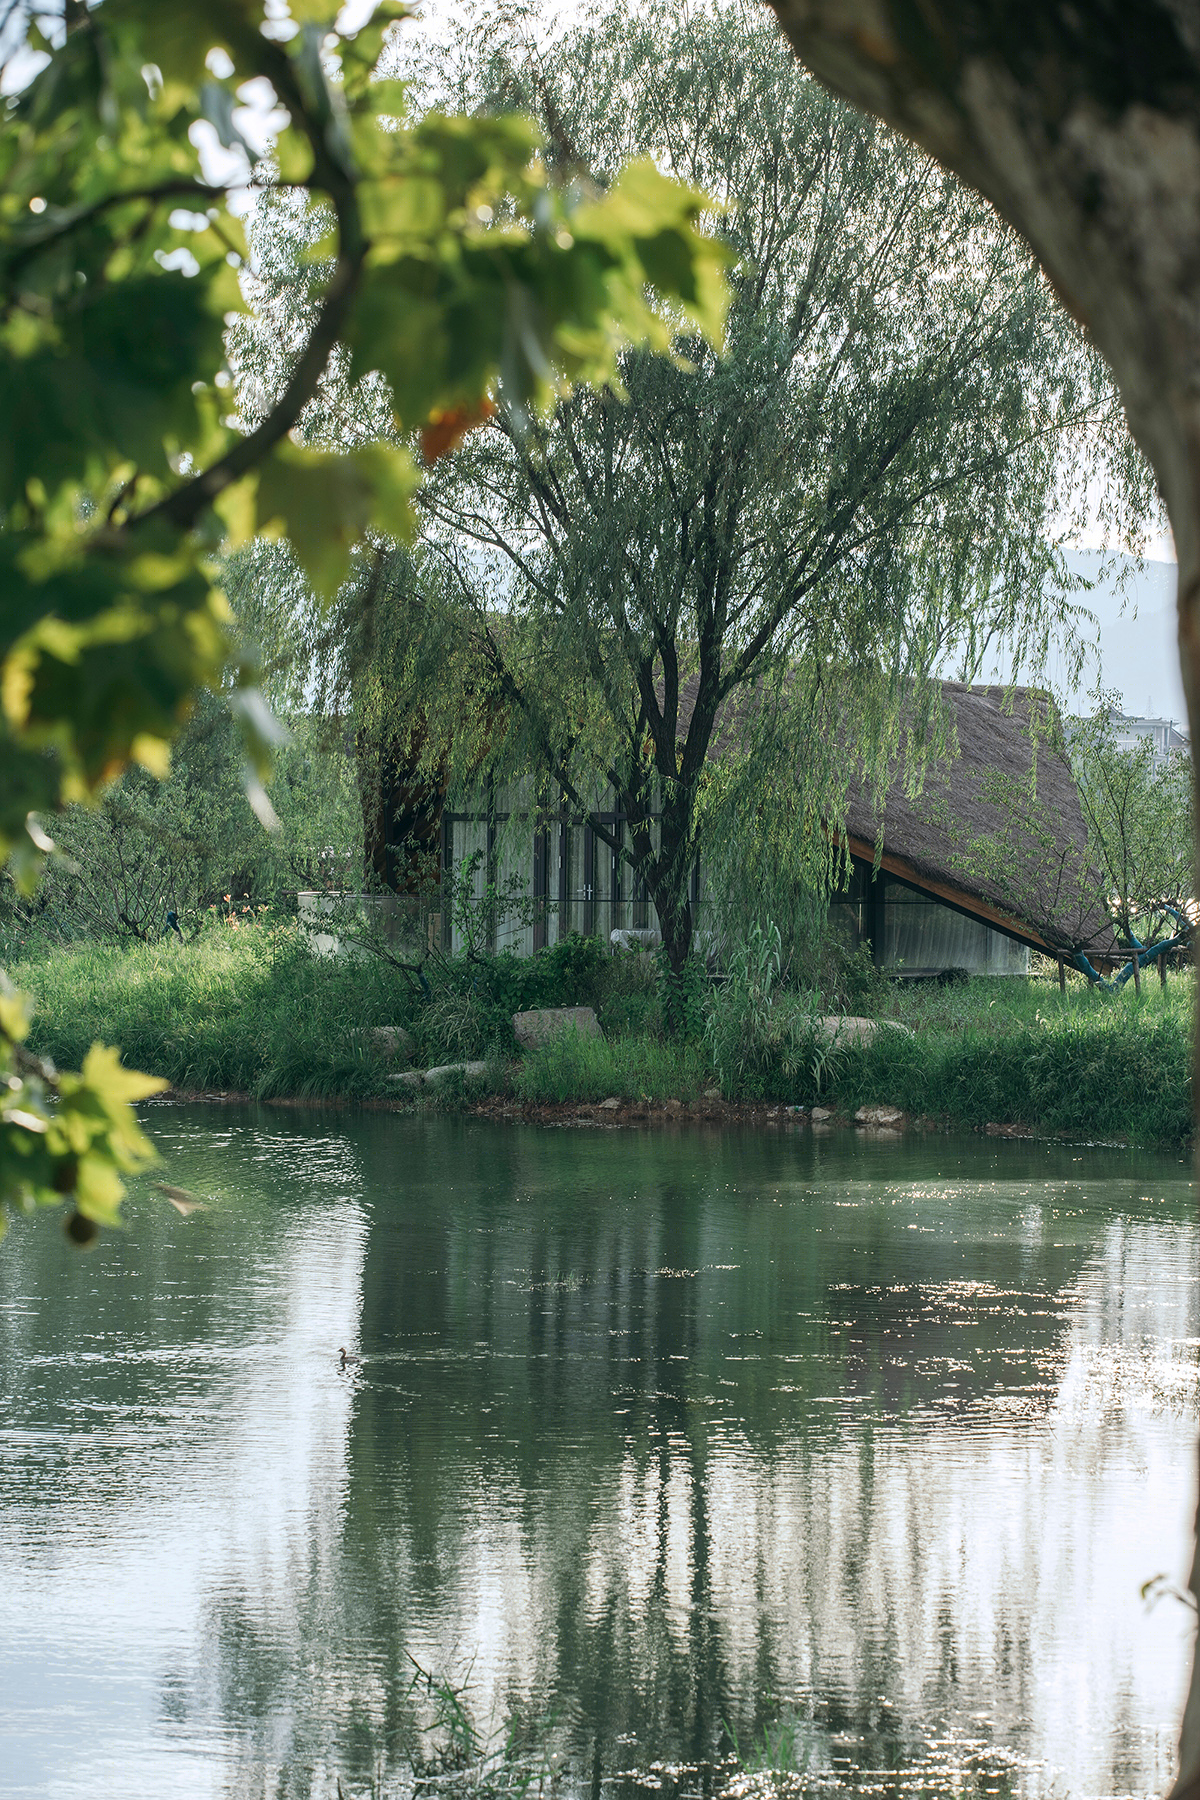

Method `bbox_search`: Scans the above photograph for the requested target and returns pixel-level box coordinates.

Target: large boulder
[364,1025,413,1066]
[513,1007,603,1050]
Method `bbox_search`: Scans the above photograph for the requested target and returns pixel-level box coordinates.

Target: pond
[0,1107,1196,1800]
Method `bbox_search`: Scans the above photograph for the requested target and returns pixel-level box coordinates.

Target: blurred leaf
[255,441,420,594]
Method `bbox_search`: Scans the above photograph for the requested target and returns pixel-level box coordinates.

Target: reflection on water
[0,1110,1195,1800]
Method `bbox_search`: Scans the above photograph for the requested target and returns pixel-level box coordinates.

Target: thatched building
[831,683,1117,975]
[423,681,1117,974]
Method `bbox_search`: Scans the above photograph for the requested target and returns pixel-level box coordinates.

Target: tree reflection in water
[0,1112,1194,1800]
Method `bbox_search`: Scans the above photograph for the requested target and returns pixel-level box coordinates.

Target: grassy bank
[11,927,1194,1146]
[831,990,1192,1145]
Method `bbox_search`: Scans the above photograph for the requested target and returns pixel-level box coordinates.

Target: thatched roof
[839,683,1116,958]
[677,674,1116,958]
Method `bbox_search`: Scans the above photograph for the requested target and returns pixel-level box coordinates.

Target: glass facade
[443,805,1028,974]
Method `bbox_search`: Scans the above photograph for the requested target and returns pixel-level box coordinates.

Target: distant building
[1108,710,1190,767]
[429,682,1117,977]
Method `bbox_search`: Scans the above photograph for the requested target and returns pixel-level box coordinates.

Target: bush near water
[8,915,1193,1147]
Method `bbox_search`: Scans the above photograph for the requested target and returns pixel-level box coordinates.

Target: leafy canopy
[0,0,728,1237]
[396,2,1152,971]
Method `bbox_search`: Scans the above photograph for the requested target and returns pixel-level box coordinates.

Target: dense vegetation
[11,919,1191,1148]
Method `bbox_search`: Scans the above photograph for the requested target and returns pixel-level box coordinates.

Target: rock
[811,1105,834,1122]
[513,1006,603,1049]
[424,1061,488,1084]
[599,1096,620,1110]
[365,1025,413,1065]
[703,1087,722,1103]
[387,1070,423,1093]
[817,1016,914,1047]
[388,1061,488,1092]
[854,1104,906,1129]
[985,1120,1033,1138]
[663,1098,682,1113]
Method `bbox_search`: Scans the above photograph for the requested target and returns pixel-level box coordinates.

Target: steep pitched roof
[840,683,1117,958]
[675,673,1116,957]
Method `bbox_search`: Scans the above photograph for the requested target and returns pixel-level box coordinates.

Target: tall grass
[15,927,409,1100]
[841,981,1192,1144]
[513,1027,708,1104]
[12,929,1194,1144]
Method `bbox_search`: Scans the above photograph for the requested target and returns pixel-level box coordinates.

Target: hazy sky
[965,551,1186,723]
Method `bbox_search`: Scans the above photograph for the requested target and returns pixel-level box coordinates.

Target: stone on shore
[425,1061,488,1084]
[854,1104,906,1129]
[387,1061,488,1092]
[513,1007,603,1049]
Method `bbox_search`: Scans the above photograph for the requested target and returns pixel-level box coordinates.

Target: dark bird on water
[338,1347,359,1370]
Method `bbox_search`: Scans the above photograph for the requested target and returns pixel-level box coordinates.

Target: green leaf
[254,441,420,595]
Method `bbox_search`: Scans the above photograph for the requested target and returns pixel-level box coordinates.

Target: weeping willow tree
[391,0,1151,975]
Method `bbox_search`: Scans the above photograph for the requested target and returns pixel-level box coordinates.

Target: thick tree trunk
[764,3,1200,1786]
[640,796,696,978]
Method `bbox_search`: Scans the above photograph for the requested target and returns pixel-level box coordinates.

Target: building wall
[445,796,1029,974]
[444,781,665,956]
[879,881,1029,975]
[1108,710,1190,768]
[830,859,1029,976]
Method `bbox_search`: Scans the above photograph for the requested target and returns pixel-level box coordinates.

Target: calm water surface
[0,1108,1196,1800]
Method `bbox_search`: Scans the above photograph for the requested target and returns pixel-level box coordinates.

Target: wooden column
[532,823,549,952]
[582,824,595,938]
[440,811,453,952]
[865,870,886,970]
[557,817,569,940]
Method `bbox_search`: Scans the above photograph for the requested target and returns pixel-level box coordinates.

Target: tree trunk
[645,835,694,977]
[763,4,1200,1786]
[651,793,701,978]
[356,723,446,897]
[655,888,693,978]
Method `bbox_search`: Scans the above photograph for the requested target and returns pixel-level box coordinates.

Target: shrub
[704,919,840,1101]
[427,933,609,1049]
[597,946,660,1038]
[657,950,708,1042]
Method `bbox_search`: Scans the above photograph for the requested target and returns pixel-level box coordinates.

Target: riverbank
[147,1085,1143,1149]
[11,928,1194,1148]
